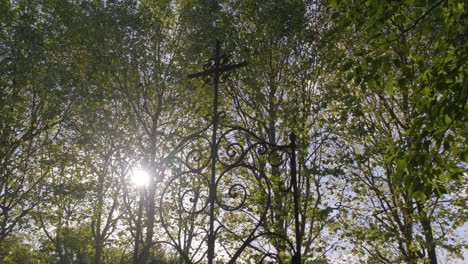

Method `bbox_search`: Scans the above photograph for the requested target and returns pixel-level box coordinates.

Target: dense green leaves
[0,0,466,263]
[328,0,466,201]
[326,0,467,262]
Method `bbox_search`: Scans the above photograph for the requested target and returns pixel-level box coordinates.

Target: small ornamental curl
[216,183,248,211]
[226,143,243,159]
[201,58,216,85]
[181,188,209,214]
[267,149,288,167]
[185,149,205,170]
[254,142,268,156]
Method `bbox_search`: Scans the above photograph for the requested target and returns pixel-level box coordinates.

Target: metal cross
[187,40,247,264]
[188,41,247,82]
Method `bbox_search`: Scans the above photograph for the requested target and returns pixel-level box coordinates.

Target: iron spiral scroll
[155,42,300,263]
[158,124,297,263]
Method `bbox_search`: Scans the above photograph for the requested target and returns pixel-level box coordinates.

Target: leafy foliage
[0,0,466,263]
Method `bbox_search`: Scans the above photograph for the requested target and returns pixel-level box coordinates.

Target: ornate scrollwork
[215,167,251,212]
[180,185,209,214]
[245,232,296,263]
[157,42,299,263]
[212,166,273,263]
[200,54,232,85]
[267,147,289,167]
[171,134,212,172]
[218,55,232,83]
[158,170,210,262]
[217,127,268,167]
[202,58,216,85]
[158,125,295,262]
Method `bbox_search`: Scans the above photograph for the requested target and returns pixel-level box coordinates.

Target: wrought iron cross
[188,41,247,264]
[187,41,247,82]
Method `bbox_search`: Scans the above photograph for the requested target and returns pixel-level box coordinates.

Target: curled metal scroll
[157,42,298,263]
[158,170,210,262]
[201,55,232,85]
[165,134,212,172]
[217,127,270,167]
[202,58,216,85]
[245,232,296,264]
[157,125,295,262]
[214,164,267,213]
[212,164,273,263]
[157,127,214,261]
[219,55,232,83]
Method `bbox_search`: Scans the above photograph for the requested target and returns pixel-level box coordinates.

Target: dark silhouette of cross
[186,41,247,264]
[188,41,247,82]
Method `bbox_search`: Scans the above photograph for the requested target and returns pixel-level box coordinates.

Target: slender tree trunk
[417,202,438,264]
[266,84,289,263]
[133,191,144,264]
[94,175,104,264]
[94,239,103,264]
[139,184,156,264]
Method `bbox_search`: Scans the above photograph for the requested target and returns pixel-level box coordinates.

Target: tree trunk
[94,240,103,264]
[139,184,156,264]
[417,202,438,264]
[133,191,144,264]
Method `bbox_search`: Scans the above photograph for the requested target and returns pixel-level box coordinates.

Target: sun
[132,169,150,187]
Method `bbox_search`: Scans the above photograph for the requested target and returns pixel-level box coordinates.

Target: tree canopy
[0,0,466,263]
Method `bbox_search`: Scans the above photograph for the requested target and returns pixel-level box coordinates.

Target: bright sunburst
[131,169,150,187]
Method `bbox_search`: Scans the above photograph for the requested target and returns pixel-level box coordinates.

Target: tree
[0,234,39,264]
[1,0,466,263]
[0,0,74,241]
[325,0,467,262]
[108,1,196,262]
[224,1,343,262]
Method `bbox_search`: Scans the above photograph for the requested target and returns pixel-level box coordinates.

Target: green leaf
[439,173,449,182]
[367,79,378,90]
[444,114,452,125]
[413,191,426,202]
[385,80,394,96]
[330,0,339,10]
[396,158,407,172]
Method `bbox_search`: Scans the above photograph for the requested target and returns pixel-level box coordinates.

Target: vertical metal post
[187,41,246,264]
[207,41,221,264]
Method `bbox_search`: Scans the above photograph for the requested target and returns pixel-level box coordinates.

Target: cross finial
[187,41,247,264]
[188,41,247,84]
